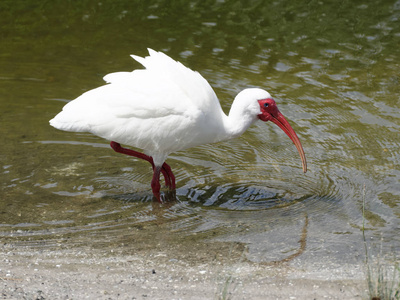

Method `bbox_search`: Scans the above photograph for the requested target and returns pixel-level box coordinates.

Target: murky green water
[1,0,399,265]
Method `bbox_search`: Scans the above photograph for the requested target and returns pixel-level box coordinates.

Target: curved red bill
[270,112,307,173]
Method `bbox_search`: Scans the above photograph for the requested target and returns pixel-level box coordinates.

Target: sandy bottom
[1,239,367,300]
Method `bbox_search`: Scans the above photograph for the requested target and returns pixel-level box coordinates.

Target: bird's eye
[264,103,269,108]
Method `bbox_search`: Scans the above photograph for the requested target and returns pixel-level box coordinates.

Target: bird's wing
[102,49,221,112]
[131,49,220,110]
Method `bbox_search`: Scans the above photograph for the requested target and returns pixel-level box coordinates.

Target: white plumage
[50,49,306,201]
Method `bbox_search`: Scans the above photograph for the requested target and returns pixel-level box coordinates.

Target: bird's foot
[152,189,176,203]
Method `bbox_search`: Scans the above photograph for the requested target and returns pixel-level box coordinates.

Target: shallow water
[1,0,400,266]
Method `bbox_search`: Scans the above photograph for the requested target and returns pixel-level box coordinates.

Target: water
[1,0,400,268]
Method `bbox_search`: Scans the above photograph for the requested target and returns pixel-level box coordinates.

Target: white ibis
[50,49,307,201]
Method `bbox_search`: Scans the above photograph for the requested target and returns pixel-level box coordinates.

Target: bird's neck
[221,106,258,141]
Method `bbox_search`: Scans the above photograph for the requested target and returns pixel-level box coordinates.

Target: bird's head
[230,88,307,173]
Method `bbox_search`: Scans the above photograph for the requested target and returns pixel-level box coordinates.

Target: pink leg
[111,141,154,165]
[151,166,162,201]
[161,162,176,190]
[110,141,165,182]
[110,142,176,197]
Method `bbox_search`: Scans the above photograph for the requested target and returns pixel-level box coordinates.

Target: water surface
[1,0,400,267]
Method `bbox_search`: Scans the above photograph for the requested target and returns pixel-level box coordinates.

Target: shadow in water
[111,183,311,212]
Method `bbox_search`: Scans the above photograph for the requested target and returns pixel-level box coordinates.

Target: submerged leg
[110,141,176,192]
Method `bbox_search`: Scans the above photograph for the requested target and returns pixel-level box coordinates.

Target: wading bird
[50,49,307,201]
